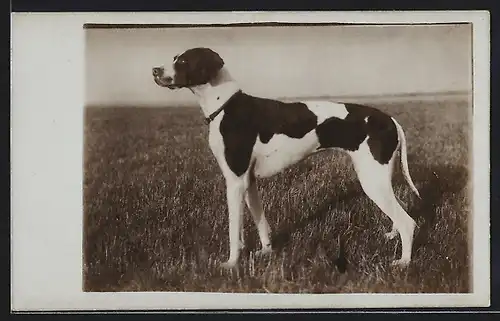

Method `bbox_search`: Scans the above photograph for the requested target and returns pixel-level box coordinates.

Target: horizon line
[85,90,471,109]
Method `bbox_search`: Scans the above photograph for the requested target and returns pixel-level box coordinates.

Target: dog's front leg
[220,177,247,269]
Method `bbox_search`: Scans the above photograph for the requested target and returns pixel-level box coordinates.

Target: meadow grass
[83,98,471,293]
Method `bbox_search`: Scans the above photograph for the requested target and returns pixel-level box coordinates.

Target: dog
[152,47,421,269]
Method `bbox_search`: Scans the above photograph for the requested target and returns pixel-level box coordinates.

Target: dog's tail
[392,117,421,199]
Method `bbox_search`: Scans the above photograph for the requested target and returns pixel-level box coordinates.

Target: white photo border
[11,11,490,311]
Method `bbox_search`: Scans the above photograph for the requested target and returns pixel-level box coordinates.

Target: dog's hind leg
[245,173,272,256]
[349,141,416,267]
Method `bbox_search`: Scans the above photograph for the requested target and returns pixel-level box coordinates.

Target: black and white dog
[152,47,420,269]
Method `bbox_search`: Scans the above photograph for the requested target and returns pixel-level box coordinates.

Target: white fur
[191,68,240,117]
[348,138,416,266]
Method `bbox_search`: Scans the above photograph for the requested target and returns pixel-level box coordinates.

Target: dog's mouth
[153,76,182,90]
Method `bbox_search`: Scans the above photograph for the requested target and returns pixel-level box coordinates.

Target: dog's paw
[255,245,273,257]
[384,229,398,240]
[391,258,410,268]
[220,260,237,270]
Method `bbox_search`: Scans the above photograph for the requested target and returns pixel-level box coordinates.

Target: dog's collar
[204,90,243,125]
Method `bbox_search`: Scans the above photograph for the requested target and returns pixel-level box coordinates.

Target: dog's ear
[199,48,224,82]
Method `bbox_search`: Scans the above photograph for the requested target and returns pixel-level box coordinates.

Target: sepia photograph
[84,22,473,293]
[11,11,490,311]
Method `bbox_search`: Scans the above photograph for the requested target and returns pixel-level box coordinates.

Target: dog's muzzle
[152,67,165,77]
[152,66,178,89]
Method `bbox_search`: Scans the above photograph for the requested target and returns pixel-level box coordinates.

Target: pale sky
[85,24,472,107]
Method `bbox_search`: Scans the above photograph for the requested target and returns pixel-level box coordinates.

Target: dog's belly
[251,101,349,178]
[252,130,320,178]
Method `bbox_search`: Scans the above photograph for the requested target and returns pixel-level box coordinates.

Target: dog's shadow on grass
[271,187,360,252]
[408,163,469,250]
[270,182,361,273]
[269,162,469,270]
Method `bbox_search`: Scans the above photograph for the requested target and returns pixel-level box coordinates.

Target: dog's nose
[152,67,164,77]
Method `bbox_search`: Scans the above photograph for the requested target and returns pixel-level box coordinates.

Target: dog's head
[152,47,225,89]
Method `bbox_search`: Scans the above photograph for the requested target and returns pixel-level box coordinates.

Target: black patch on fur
[219,92,318,177]
[173,47,224,87]
[316,103,398,164]
[315,116,367,151]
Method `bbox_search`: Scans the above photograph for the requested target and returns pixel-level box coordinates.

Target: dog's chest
[208,117,320,179]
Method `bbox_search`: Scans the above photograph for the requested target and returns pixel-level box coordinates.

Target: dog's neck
[189,67,241,118]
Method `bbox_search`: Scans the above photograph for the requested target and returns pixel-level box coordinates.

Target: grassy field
[83,98,471,293]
